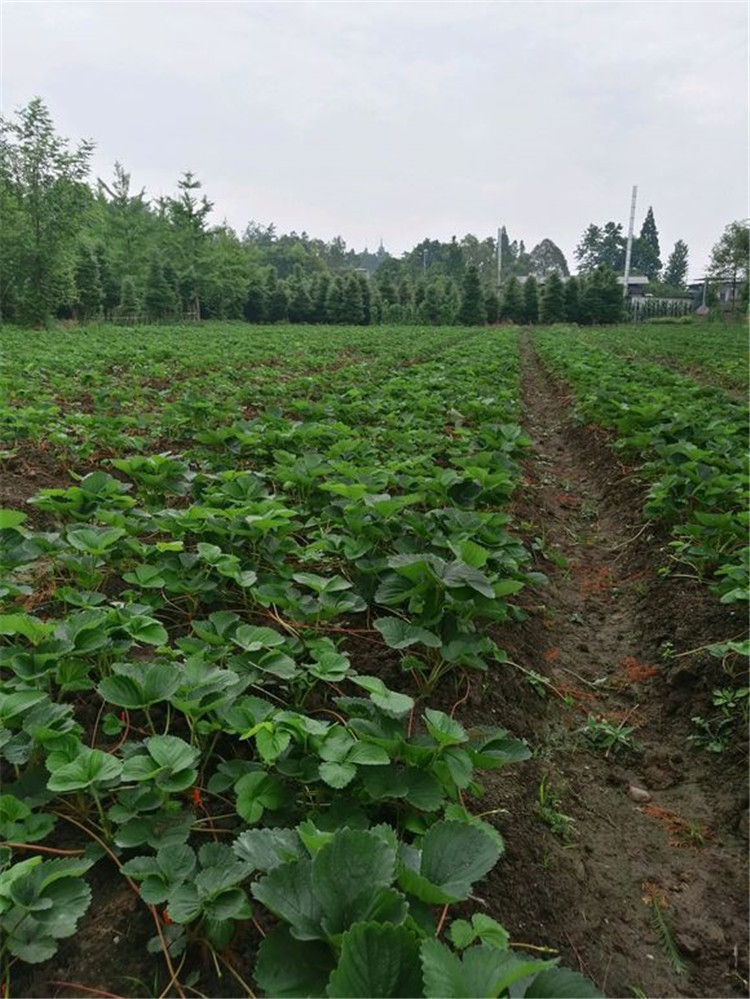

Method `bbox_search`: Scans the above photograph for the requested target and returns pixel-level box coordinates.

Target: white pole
[622,185,638,298]
[497,227,504,291]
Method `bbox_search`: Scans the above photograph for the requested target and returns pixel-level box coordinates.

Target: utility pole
[497,226,505,291]
[622,185,638,298]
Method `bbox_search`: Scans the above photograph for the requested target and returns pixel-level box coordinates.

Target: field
[0,322,747,999]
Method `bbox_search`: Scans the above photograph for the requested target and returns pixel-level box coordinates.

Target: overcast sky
[2,1,748,277]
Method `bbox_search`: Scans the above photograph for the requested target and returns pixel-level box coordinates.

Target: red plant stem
[435,903,450,937]
[53,812,185,999]
[48,983,125,999]
[105,709,131,755]
[0,841,85,856]
[449,674,471,718]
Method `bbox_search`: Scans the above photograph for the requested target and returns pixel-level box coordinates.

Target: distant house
[687,278,742,308]
[617,275,649,298]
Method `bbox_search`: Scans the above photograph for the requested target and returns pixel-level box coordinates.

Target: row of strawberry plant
[546,322,747,393]
[0,323,482,461]
[1,326,600,997]
[533,329,748,608]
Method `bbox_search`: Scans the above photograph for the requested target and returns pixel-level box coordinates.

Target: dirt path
[472,336,748,998]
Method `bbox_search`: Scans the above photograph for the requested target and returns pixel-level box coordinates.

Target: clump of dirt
[469,337,748,998]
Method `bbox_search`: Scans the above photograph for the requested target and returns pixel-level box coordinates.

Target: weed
[537,776,575,840]
[581,714,639,755]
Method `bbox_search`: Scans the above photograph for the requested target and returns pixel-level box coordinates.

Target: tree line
[1,97,746,327]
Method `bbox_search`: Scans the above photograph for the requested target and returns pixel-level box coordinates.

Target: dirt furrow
[473,335,748,999]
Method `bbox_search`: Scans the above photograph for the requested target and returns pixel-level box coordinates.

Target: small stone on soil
[628,785,651,803]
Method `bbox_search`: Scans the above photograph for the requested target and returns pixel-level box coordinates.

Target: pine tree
[117,275,141,319]
[564,276,581,323]
[94,245,119,317]
[420,280,444,325]
[458,265,486,325]
[73,244,103,320]
[325,277,345,323]
[484,290,500,323]
[358,274,372,325]
[662,240,689,288]
[265,272,288,322]
[311,273,332,323]
[539,272,566,323]
[522,276,539,324]
[500,276,523,322]
[144,253,176,320]
[635,206,662,279]
[287,278,313,323]
[341,273,364,324]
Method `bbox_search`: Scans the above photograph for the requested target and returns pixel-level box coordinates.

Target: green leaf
[424,708,467,746]
[421,940,551,998]
[254,926,334,998]
[523,966,604,997]
[319,761,357,788]
[235,772,288,824]
[449,914,509,952]
[0,614,54,645]
[252,858,323,940]
[327,922,423,998]
[312,828,395,937]
[346,742,390,766]
[351,675,414,718]
[0,510,26,530]
[233,625,286,652]
[401,821,500,904]
[146,735,199,773]
[124,615,169,646]
[167,884,202,923]
[374,617,442,650]
[232,828,303,872]
[47,748,123,792]
[255,726,292,764]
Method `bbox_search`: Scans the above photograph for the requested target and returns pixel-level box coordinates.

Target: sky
[2,0,748,278]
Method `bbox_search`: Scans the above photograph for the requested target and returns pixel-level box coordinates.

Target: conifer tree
[522,276,539,324]
[287,278,313,323]
[73,244,103,320]
[564,276,581,323]
[458,265,486,325]
[265,271,288,322]
[325,276,345,323]
[117,275,141,319]
[539,271,566,323]
[358,274,372,325]
[484,290,500,323]
[94,245,119,317]
[634,206,661,279]
[341,273,364,324]
[500,276,523,322]
[144,252,176,320]
[311,273,332,323]
[663,240,689,288]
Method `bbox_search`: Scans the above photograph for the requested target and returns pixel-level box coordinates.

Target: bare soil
[468,337,749,998]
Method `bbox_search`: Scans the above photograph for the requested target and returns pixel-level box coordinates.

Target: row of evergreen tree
[0,96,714,329]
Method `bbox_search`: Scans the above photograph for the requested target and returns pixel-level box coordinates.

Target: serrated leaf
[252,858,323,940]
[424,708,467,746]
[319,761,357,788]
[312,829,395,936]
[232,828,303,871]
[374,617,442,650]
[327,921,423,998]
[254,925,334,998]
[523,965,604,997]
